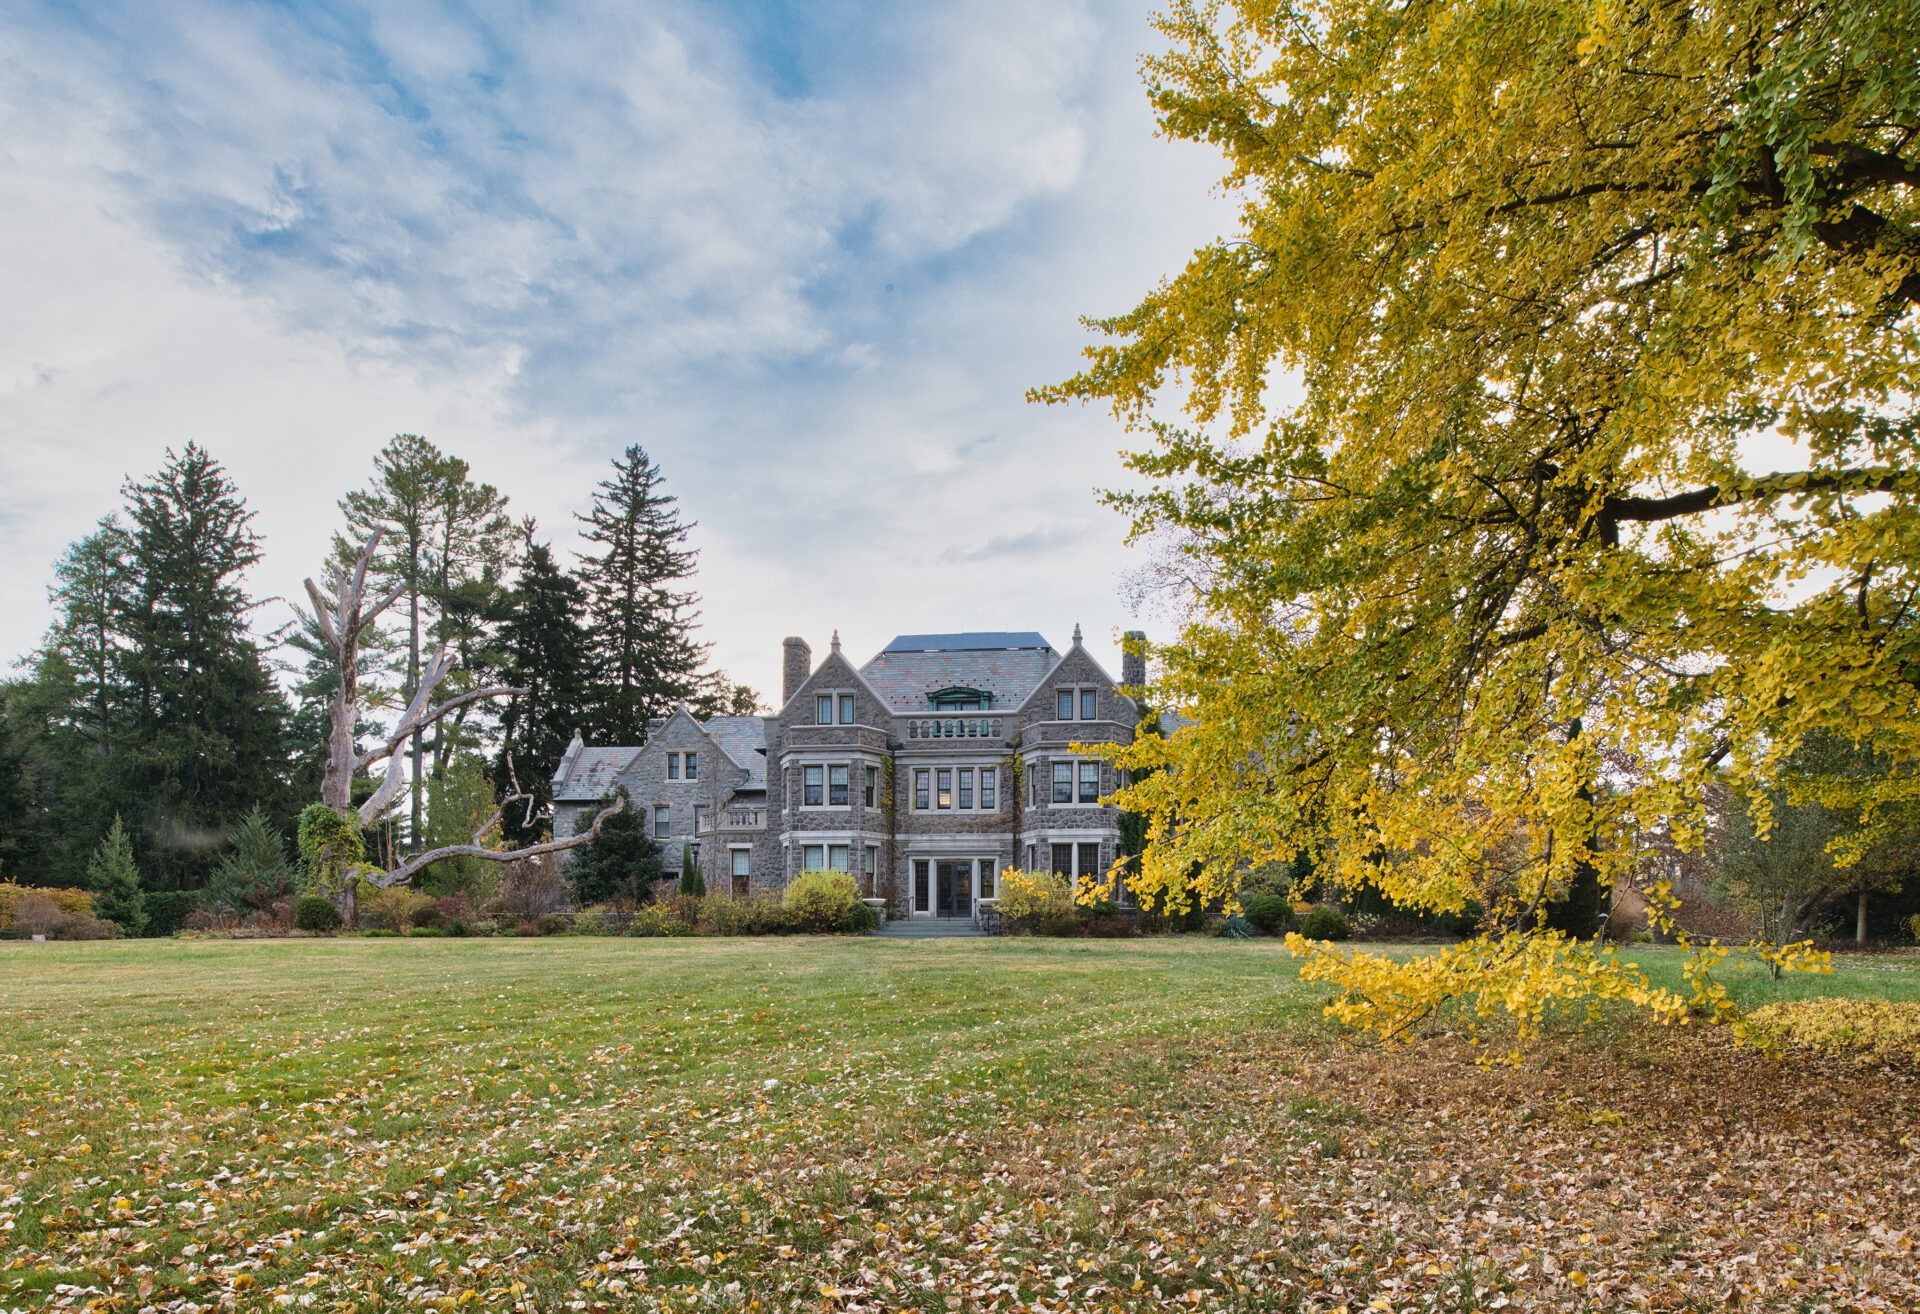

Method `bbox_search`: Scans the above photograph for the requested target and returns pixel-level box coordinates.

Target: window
[803,845,825,870]
[731,849,751,878]
[1079,761,1101,804]
[1051,843,1073,875]
[864,846,877,878]
[1079,842,1102,880]
[829,764,849,806]
[1025,844,1036,871]
[693,805,710,835]
[936,769,953,809]
[864,766,877,807]
[914,769,930,810]
[684,752,697,780]
[1056,689,1074,720]
[839,693,855,724]
[666,752,680,780]
[816,695,833,725]
[1052,762,1073,803]
[1080,688,1097,721]
[803,765,824,806]
[978,861,996,899]
[914,859,930,912]
[654,806,671,839]
[828,844,849,871]
[958,768,974,809]
[980,767,996,810]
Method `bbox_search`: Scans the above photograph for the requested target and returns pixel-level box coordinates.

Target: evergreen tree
[494,526,591,843]
[118,445,290,890]
[576,446,705,744]
[339,435,512,848]
[87,815,146,936]
[200,807,295,916]
[678,841,704,897]
[566,789,663,904]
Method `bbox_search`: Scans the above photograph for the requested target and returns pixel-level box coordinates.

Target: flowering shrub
[1748,999,1920,1066]
[631,901,696,937]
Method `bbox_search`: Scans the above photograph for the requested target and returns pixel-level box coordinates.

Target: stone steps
[872,919,989,939]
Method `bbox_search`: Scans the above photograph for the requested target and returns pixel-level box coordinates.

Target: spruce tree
[201,807,294,916]
[566,789,663,905]
[87,815,146,936]
[494,527,591,842]
[576,446,705,744]
[118,445,290,891]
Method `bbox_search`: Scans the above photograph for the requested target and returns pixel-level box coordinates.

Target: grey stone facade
[552,627,1146,921]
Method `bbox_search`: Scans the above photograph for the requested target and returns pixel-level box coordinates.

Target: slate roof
[883,632,1052,653]
[552,747,640,802]
[703,715,768,790]
[861,632,1060,714]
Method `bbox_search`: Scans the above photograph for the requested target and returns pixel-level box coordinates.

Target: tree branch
[1601,467,1915,528]
[369,794,626,890]
[352,685,528,772]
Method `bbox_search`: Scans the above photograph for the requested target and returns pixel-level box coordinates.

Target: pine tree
[118,445,290,891]
[494,527,591,843]
[87,815,146,936]
[576,446,705,744]
[338,435,511,847]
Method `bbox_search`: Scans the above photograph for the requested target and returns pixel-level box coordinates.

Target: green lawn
[1,936,1915,1313]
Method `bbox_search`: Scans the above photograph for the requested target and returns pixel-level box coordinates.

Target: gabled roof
[703,715,768,790]
[861,632,1060,714]
[552,747,641,802]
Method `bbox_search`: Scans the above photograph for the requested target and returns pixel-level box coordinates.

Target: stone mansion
[550,627,1148,920]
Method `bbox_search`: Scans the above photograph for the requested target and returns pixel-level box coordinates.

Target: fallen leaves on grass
[0,944,1914,1313]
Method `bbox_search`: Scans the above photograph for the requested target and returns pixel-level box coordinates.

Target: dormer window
[929,686,992,712]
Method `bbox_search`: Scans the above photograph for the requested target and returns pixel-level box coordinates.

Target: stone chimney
[1122,631,1147,690]
[782,636,812,708]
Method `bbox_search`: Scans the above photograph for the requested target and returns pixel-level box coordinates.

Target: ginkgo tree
[1037,0,1917,1041]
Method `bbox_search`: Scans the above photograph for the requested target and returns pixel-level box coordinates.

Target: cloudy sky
[0,0,1233,701]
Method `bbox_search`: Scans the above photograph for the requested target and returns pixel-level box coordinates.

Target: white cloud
[0,0,1234,701]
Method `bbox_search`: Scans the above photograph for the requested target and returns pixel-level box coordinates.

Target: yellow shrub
[0,883,93,931]
[359,886,435,931]
[995,869,1073,922]
[782,870,858,933]
[1747,998,1920,1065]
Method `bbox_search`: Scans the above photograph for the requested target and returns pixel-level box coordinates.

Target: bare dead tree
[300,531,621,900]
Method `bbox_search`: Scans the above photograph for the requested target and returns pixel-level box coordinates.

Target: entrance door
[935,861,972,917]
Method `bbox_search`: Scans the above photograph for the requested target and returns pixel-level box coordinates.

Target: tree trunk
[408,590,423,850]
[1857,888,1868,943]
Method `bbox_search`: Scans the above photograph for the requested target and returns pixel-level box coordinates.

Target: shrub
[1242,894,1293,934]
[783,870,860,933]
[1299,906,1350,942]
[572,905,633,936]
[294,895,344,933]
[535,912,572,936]
[1748,999,1920,1066]
[498,857,570,922]
[995,869,1079,935]
[362,886,435,932]
[408,926,447,938]
[183,908,239,933]
[0,884,94,936]
[361,928,400,938]
[840,899,881,933]
[144,890,196,938]
[695,895,793,936]
[630,902,695,937]
[9,893,117,940]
